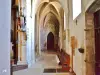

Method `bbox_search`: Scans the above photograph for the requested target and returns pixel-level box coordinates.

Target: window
[73,0,81,20]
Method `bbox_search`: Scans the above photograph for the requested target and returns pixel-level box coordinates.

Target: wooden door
[47,32,54,50]
[94,10,100,75]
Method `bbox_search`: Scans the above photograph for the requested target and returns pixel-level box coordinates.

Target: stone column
[17,30,27,65]
[59,23,62,50]
[39,24,41,55]
[17,27,21,64]
[36,15,41,56]
[85,13,95,75]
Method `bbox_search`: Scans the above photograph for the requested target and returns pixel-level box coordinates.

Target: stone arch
[35,0,66,53]
[43,12,60,27]
[35,0,68,17]
[39,11,60,28]
[36,0,65,35]
[36,0,61,13]
[36,1,61,20]
[39,3,60,18]
[38,2,49,18]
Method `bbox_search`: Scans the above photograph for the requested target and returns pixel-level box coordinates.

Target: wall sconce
[78,48,84,53]
[76,19,77,25]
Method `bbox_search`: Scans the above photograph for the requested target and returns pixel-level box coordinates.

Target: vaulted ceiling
[36,0,64,28]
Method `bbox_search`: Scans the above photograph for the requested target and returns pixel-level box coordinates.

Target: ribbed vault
[36,0,63,26]
[44,12,59,27]
[44,12,59,35]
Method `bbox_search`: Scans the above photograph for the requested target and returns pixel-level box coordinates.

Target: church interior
[1,0,100,75]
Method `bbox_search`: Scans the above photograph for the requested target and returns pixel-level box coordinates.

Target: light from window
[73,0,81,20]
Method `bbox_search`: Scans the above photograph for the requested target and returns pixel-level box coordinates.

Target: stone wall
[67,0,96,75]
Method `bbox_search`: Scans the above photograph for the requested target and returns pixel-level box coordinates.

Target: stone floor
[13,51,70,75]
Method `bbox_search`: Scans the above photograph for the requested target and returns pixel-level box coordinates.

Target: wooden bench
[57,49,70,71]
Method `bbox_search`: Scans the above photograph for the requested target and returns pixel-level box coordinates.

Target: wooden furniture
[12,64,28,72]
[57,49,70,71]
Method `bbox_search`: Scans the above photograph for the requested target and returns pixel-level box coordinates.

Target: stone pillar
[21,38,27,64]
[18,28,21,63]
[36,15,41,55]
[85,13,95,75]
[59,23,62,50]
[39,25,41,55]
[17,30,27,65]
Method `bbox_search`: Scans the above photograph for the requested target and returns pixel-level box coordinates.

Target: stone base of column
[17,61,27,65]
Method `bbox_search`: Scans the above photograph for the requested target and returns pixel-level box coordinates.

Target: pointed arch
[47,32,54,50]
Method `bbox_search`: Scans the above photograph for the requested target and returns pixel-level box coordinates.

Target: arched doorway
[85,1,100,75]
[47,32,54,50]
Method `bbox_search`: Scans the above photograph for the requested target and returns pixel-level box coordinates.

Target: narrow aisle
[13,51,70,75]
[35,51,61,69]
